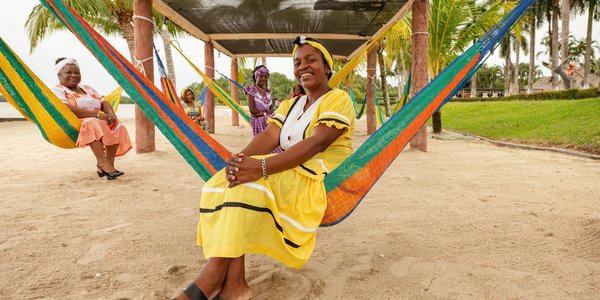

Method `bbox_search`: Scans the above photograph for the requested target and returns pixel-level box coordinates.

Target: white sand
[1,116,599,299]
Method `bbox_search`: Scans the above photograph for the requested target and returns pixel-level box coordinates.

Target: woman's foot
[97,161,118,173]
[175,258,231,300]
[217,281,251,300]
[175,280,222,300]
[96,164,121,180]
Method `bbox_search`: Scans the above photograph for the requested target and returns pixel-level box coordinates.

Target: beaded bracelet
[261,158,268,179]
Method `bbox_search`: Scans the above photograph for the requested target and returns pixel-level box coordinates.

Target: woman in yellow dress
[174,36,355,300]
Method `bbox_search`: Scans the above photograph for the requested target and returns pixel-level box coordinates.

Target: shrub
[451,88,599,102]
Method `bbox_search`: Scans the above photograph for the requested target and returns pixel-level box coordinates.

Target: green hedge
[451,88,599,102]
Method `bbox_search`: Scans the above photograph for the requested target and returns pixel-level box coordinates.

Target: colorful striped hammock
[0,36,123,149]
[154,45,184,112]
[36,0,534,226]
[169,41,252,125]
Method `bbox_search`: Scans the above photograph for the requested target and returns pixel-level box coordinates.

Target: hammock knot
[134,55,154,76]
[132,15,155,26]
[412,31,429,36]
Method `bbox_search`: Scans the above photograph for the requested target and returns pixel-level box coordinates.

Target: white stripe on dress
[320,111,350,124]
[202,187,225,193]
[316,159,330,173]
[279,213,318,232]
[242,182,275,200]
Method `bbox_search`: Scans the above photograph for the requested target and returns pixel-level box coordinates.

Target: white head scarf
[55,57,79,74]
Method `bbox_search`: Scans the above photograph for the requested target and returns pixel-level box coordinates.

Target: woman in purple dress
[243,65,274,136]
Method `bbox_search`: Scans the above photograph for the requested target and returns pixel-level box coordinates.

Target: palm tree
[561,0,571,88]
[477,64,504,90]
[525,0,548,93]
[498,21,527,96]
[569,36,600,65]
[551,0,561,90]
[376,39,391,116]
[26,0,184,88]
[428,0,514,132]
[576,0,600,88]
[383,16,412,105]
[500,36,513,95]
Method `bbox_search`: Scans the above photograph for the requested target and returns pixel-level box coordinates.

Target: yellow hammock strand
[0,38,80,148]
[329,31,388,87]
[169,41,252,125]
[105,87,123,111]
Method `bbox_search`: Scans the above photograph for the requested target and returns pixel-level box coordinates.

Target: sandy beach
[1,115,599,299]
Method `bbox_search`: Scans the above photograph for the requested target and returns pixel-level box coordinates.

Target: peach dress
[51,84,132,156]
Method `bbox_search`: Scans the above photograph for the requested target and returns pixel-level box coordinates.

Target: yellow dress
[197,88,355,269]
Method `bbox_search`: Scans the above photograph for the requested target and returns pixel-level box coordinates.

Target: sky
[1,1,598,96]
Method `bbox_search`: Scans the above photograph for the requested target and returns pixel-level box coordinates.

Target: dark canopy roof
[153,0,412,59]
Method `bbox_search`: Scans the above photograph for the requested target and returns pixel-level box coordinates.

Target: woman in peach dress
[50,57,132,180]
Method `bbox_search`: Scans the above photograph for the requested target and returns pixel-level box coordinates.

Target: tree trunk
[470,73,477,98]
[512,37,520,95]
[366,48,377,135]
[582,4,593,89]
[543,60,571,89]
[527,15,535,94]
[160,23,177,90]
[551,0,560,90]
[117,17,135,62]
[230,58,240,126]
[398,48,407,98]
[261,57,267,66]
[377,47,391,117]
[133,0,155,153]
[561,0,570,89]
[431,112,442,133]
[205,42,215,133]
[470,42,478,98]
[504,44,511,96]
[410,0,429,151]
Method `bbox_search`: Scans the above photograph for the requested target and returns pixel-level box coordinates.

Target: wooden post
[366,48,377,135]
[409,0,429,152]
[133,0,155,153]
[230,58,240,126]
[204,42,215,133]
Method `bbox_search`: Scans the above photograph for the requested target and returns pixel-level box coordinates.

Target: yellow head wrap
[291,36,333,69]
[181,87,194,102]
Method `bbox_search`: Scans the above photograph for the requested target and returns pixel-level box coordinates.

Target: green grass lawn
[437,98,600,154]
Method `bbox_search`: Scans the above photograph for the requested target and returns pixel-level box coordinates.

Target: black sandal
[180,283,208,300]
[96,166,120,180]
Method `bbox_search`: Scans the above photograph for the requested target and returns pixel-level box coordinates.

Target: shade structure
[153,0,412,59]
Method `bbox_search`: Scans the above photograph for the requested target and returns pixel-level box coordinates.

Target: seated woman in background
[288,83,306,99]
[243,65,274,136]
[51,57,131,180]
[173,36,355,300]
[181,87,208,131]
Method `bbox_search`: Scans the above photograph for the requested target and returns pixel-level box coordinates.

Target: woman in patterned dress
[173,37,355,300]
[181,88,208,131]
[243,65,275,136]
[51,57,131,180]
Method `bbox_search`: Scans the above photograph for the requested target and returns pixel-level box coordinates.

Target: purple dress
[243,85,273,136]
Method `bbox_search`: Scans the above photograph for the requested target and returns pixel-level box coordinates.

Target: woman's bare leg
[89,141,117,173]
[219,256,251,300]
[105,144,119,169]
[175,257,231,300]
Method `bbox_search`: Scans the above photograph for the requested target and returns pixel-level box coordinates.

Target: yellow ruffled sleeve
[314,89,355,131]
